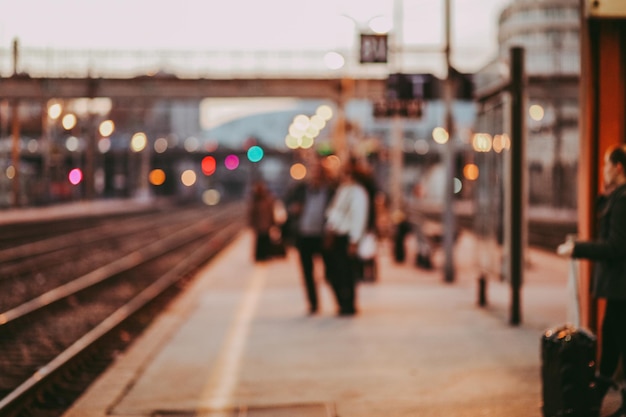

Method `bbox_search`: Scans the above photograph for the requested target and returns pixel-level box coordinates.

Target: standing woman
[324,161,369,316]
[558,144,626,409]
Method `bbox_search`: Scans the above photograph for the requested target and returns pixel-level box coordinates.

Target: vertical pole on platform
[11,100,21,207]
[509,46,526,326]
[442,0,456,283]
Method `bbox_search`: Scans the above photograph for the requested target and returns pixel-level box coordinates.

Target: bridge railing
[0,47,394,79]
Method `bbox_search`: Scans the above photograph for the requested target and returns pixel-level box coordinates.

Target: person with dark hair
[557,144,626,411]
[284,161,335,315]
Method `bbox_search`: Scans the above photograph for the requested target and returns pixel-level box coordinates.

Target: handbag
[357,232,377,260]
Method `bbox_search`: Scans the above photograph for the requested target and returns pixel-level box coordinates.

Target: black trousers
[325,234,358,314]
[254,232,271,261]
[296,235,327,312]
[599,298,626,380]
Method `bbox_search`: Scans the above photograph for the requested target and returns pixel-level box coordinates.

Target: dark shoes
[338,307,358,317]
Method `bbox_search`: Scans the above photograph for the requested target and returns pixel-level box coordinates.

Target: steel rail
[0,221,241,414]
[0,209,235,326]
[0,206,208,263]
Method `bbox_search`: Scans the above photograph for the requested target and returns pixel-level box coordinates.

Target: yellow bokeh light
[131,132,148,152]
[310,115,326,130]
[472,133,493,152]
[181,169,197,186]
[48,103,62,120]
[62,113,77,130]
[290,163,307,180]
[529,104,544,121]
[285,135,300,149]
[99,120,115,137]
[316,105,333,121]
[300,136,314,149]
[6,165,15,179]
[288,124,304,139]
[463,163,479,181]
[493,135,504,153]
[493,134,511,152]
[149,169,166,186]
[432,127,449,144]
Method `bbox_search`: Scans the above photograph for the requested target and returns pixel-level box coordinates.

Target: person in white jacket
[324,160,369,316]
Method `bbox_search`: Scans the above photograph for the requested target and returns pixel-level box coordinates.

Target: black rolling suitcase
[541,325,599,417]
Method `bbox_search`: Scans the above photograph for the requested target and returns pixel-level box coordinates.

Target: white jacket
[325,182,369,245]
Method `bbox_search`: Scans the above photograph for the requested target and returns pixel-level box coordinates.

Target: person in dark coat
[557,144,626,410]
[284,161,335,315]
[248,180,276,262]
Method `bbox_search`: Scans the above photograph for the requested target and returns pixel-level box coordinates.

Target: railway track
[0,202,245,417]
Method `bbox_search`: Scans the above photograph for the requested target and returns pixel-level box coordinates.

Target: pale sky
[0,0,512,73]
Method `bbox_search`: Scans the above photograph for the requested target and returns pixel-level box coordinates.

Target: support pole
[11,100,21,207]
[509,46,526,326]
[442,0,456,283]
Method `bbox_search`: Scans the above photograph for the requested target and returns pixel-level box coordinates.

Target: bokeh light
[202,189,221,206]
[6,165,15,179]
[65,136,80,152]
[285,135,300,149]
[432,127,449,144]
[48,103,62,120]
[131,132,148,152]
[202,156,217,176]
[247,145,264,162]
[68,168,83,185]
[149,169,166,186]
[27,139,39,153]
[463,163,479,180]
[62,113,77,130]
[99,120,115,137]
[414,139,429,155]
[454,178,463,194]
[300,136,314,149]
[472,133,493,152]
[293,114,310,130]
[181,169,197,186]
[98,138,111,153]
[324,52,345,70]
[322,155,341,175]
[529,104,544,121]
[369,15,393,34]
[290,163,307,180]
[316,105,333,121]
[224,154,239,170]
[154,137,169,153]
[184,136,200,152]
[492,134,511,153]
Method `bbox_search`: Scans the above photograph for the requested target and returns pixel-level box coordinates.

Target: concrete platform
[60,230,620,417]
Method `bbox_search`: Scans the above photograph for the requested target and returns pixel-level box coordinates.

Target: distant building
[475,0,580,209]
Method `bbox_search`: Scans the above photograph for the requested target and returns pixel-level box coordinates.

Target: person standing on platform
[324,160,369,316]
[248,180,276,262]
[285,161,335,315]
[557,144,626,410]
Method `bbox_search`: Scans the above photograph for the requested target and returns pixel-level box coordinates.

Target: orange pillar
[578,16,626,332]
